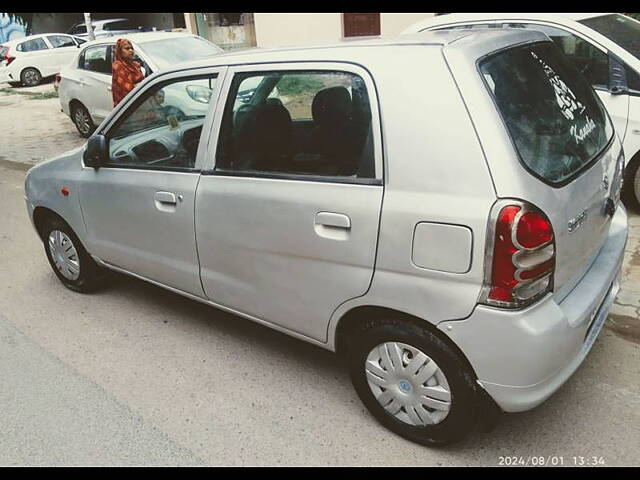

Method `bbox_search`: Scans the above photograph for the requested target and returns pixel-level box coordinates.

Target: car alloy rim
[48,230,80,281]
[24,70,39,86]
[75,109,90,134]
[365,342,452,426]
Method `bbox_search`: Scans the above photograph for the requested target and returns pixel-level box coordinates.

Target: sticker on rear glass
[531,51,597,145]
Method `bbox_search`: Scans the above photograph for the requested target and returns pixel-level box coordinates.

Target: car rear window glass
[579,14,640,61]
[479,42,614,185]
[16,38,48,52]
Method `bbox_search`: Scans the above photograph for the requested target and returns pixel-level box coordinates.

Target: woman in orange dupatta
[111,38,145,107]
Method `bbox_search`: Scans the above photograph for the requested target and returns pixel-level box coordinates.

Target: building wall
[380,13,435,35]
[253,13,435,48]
[254,13,343,48]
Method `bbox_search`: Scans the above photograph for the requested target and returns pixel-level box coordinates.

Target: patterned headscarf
[111,38,144,106]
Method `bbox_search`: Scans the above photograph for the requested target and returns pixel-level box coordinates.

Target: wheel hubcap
[74,109,90,134]
[48,230,80,281]
[24,70,39,85]
[365,342,452,426]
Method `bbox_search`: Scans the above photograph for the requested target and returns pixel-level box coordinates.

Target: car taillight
[481,200,555,309]
[2,47,14,65]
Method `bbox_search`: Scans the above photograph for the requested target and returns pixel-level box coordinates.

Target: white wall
[381,13,435,36]
[254,13,343,48]
[254,13,435,48]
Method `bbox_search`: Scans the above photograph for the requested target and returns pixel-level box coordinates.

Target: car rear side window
[79,45,112,75]
[47,35,76,48]
[16,38,48,52]
[479,42,614,185]
[215,70,376,180]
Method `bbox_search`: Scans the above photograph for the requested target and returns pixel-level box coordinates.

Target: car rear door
[195,63,384,342]
[76,44,115,123]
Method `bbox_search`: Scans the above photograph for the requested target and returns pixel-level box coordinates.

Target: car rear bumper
[438,205,628,412]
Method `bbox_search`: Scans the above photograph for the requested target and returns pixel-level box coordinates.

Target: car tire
[71,102,96,138]
[42,216,106,293]
[20,67,42,87]
[347,319,483,446]
[622,155,640,213]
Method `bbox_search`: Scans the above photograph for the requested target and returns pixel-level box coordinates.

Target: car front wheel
[43,216,105,293]
[347,319,484,445]
[623,156,640,212]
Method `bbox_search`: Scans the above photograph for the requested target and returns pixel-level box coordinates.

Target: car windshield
[138,37,223,69]
[578,14,640,60]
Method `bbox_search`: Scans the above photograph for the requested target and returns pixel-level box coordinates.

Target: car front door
[196,64,384,342]
[78,68,225,297]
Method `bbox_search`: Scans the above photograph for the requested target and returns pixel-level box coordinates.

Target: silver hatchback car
[24,29,627,445]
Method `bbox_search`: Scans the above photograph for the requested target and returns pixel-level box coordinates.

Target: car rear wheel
[347,319,484,445]
[42,216,105,293]
[622,155,640,213]
[71,102,96,138]
[20,67,42,87]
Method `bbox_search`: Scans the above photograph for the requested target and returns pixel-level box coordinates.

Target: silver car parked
[24,29,627,445]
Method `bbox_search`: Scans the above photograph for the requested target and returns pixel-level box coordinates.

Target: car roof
[79,31,197,47]
[164,29,547,72]
[2,33,77,46]
[402,12,614,33]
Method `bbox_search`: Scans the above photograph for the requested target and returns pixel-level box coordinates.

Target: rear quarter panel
[328,45,497,344]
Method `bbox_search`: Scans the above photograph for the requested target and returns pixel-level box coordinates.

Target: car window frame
[78,43,113,75]
[89,66,228,173]
[16,36,49,53]
[203,61,384,185]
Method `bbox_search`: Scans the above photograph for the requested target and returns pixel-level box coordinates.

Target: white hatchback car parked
[57,32,223,137]
[402,13,640,209]
[0,33,86,86]
[25,29,627,445]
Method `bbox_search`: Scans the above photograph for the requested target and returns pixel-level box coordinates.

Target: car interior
[218,72,375,178]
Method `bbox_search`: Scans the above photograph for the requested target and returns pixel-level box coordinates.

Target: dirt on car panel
[606,314,640,344]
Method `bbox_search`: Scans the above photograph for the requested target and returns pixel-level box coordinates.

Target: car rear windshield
[479,42,614,185]
[578,14,640,61]
[139,37,223,69]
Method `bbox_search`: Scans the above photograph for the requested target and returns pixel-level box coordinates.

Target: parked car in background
[25,29,627,445]
[67,18,149,39]
[402,13,640,209]
[57,32,223,137]
[0,33,86,86]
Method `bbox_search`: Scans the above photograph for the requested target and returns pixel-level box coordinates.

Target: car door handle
[315,212,351,229]
[154,191,177,205]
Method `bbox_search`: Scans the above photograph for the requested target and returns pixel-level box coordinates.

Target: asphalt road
[1,160,639,466]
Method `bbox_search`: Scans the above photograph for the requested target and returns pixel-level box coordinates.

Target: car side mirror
[84,135,108,168]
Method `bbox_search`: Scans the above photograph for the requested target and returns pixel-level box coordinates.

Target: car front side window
[105,75,217,171]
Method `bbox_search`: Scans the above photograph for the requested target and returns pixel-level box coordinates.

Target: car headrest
[312,86,352,125]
